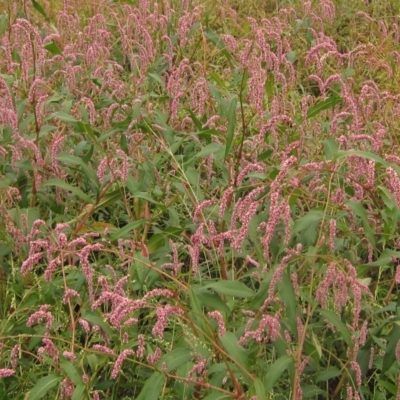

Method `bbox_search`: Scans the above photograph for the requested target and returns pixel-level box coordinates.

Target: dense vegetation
[1,0,400,398]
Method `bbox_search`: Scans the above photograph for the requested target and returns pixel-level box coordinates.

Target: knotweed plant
[1,0,400,399]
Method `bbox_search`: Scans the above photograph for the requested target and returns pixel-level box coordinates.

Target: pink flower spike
[111,349,134,379]
[0,369,15,379]
[208,311,226,336]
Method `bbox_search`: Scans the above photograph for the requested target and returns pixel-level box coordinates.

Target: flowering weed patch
[1,0,400,399]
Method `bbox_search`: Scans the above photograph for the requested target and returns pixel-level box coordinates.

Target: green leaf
[126,190,167,212]
[42,178,92,203]
[315,367,341,382]
[204,29,232,64]
[44,41,61,55]
[0,15,8,35]
[147,226,184,253]
[178,140,219,166]
[57,153,86,166]
[82,144,94,164]
[220,331,250,372]
[224,97,237,161]
[51,111,78,124]
[279,272,297,335]
[345,200,376,247]
[307,94,342,119]
[135,371,166,400]
[311,331,322,359]
[86,354,98,372]
[120,134,129,154]
[26,374,61,400]
[39,125,57,138]
[209,71,226,88]
[257,149,273,162]
[83,125,103,154]
[148,72,165,88]
[319,309,351,345]
[146,233,167,253]
[357,347,372,377]
[95,188,122,209]
[293,209,323,246]
[161,348,192,373]
[382,322,400,373]
[81,310,113,336]
[190,142,223,163]
[264,355,293,393]
[323,139,338,160]
[72,384,86,400]
[363,248,400,267]
[60,359,83,385]
[378,185,396,210]
[205,281,254,298]
[378,379,397,395]
[194,290,230,314]
[302,385,326,397]
[8,207,40,232]
[184,108,203,130]
[286,50,297,63]
[209,84,223,108]
[342,68,355,78]
[0,245,11,256]
[31,0,48,20]
[293,210,324,233]
[109,220,146,241]
[188,287,204,316]
[247,279,270,311]
[254,377,265,400]
[265,74,275,97]
[57,152,99,187]
[185,167,199,188]
[204,29,225,49]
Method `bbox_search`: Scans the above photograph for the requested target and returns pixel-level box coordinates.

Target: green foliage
[1,0,400,399]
